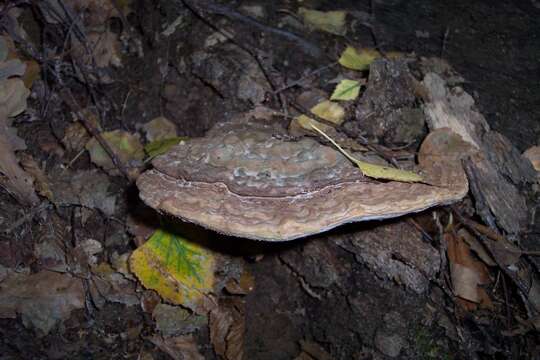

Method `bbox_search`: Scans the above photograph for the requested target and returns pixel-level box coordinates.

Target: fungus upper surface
[137,120,471,241]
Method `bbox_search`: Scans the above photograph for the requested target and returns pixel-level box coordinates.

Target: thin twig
[60,88,131,180]
[272,62,339,94]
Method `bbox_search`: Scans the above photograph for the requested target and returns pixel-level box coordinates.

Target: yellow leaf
[298,7,347,36]
[129,228,216,312]
[330,79,361,101]
[310,100,345,125]
[338,46,380,71]
[310,124,422,182]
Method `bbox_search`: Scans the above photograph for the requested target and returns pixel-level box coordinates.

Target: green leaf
[330,79,361,101]
[338,46,380,71]
[144,137,187,159]
[310,124,423,182]
[129,227,216,311]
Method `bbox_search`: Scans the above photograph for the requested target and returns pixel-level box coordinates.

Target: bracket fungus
[137,119,472,241]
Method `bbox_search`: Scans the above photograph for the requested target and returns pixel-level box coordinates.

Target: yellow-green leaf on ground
[292,114,335,134]
[310,100,345,125]
[298,7,347,36]
[338,46,380,71]
[85,130,144,173]
[129,228,216,313]
[310,124,422,182]
[330,79,361,101]
[144,136,188,160]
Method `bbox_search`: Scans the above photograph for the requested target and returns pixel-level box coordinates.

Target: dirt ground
[0,0,539,359]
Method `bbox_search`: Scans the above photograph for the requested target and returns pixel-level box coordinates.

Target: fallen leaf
[144,137,187,159]
[0,271,85,334]
[143,116,178,142]
[90,262,139,307]
[0,114,39,205]
[153,303,207,336]
[309,100,345,125]
[48,168,117,216]
[298,8,347,36]
[150,335,204,360]
[85,129,144,175]
[0,59,26,80]
[62,121,91,152]
[338,46,380,71]
[19,153,54,201]
[330,79,361,101]
[129,227,217,313]
[310,124,423,182]
[446,232,492,308]
[0,78,30,117]
[210,299,245,360]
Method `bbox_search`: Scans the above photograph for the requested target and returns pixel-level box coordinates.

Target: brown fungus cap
[137,120,472,241]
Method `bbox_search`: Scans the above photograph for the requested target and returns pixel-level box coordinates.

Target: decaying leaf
[0,78,30,117]
[153,303,207,337]
[298,8,347,36]
[210,299,245,360]
[150,335,205,360]
[0,114,39,205]
[338,46,380,71]
[330,79,361,101]
[446,231,492,309]
[19,153,54,201]
[85,129,144,176]
[0,271,85,334]
[311,123,423,182]
[129,227,217,313]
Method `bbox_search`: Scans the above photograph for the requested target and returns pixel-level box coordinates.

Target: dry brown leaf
[446,232,492,308]
[19,153,54,201]
[210,299,245,360]
[0,116,39,205]
[0,271,85,334]
[458,228,496,267]
[0,78,30,117]
[150,335,204,360]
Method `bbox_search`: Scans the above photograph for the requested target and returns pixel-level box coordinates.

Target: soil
[0,0,539,359]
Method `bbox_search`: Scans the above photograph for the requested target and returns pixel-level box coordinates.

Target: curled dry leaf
[210,299,245,360]
[137,118,471,241]
[446,231,493,309]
